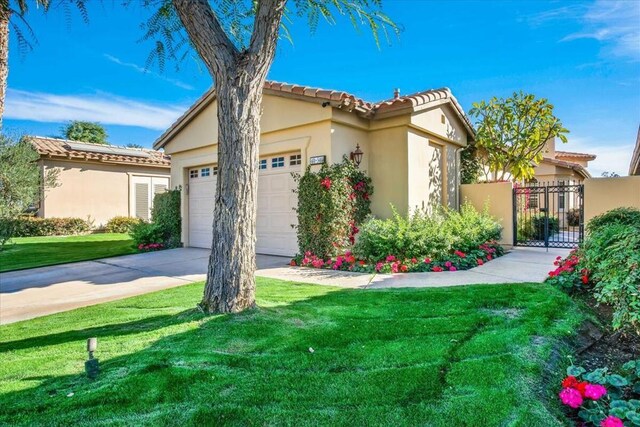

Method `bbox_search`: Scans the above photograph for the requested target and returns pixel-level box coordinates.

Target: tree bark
[173,0,285,313]
[0,9,10,128]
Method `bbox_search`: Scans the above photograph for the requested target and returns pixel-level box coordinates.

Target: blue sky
[5,0,640,176]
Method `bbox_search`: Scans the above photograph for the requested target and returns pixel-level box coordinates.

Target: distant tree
[460,145,481,184]
[62,121,108,144]
[0,134,58,248]
[126,143,144,149]
[469,92,569,182]
[601,171,620,178]
[0,1,88,127]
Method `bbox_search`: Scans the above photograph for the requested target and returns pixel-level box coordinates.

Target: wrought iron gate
[513,182,584,248]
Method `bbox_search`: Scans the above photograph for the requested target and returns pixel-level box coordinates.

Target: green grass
[0,233,137,272]
[0,279,583,426]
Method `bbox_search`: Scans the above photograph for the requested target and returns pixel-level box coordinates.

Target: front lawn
[0,233,137,273]
[0,279,583,426]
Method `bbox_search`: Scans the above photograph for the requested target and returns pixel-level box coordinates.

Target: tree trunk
[0,10,10,128]
[173,0,285,313]
[200,76,263,313]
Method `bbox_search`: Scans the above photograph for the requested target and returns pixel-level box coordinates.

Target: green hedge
[130,188,182,250]
[0,216,90,237]
[517,213,559,241]
[353,203,501,262]
[586,207,640,234]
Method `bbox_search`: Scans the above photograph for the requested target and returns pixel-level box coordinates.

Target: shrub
[582,223,640,332]
[558,361,640,426]
[130,221,164,248]
[295,159,373,258]
[518,213,560,241]
[0,216,90,238]
[353,203,502,262]
[567,208,581,227]
[105,216,141,233]
[151,188,182,248]
[587,207,640,234]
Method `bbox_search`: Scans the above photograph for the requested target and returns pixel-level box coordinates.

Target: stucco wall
[584,176,640,225]
[41,159,170,227]
[460,182,514,246]
[410,104,467,145]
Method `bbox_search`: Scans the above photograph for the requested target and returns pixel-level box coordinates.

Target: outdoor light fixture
[85,337,99,379]
[350,144,363,168]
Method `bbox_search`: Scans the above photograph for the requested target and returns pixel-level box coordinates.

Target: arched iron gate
[513,182,584,248]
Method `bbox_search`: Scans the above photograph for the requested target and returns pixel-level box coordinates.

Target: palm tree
[0,0,87,127]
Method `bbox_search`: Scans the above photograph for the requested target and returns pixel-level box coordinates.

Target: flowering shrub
[291,240,504,274]
[559,361,640,426]
[546,249,589,291]
[130,222,164,250]
[294,159,373,258]
[138,242,164,252]
[353,203,501,262]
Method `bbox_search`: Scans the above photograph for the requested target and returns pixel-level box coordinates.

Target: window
[189,169,198,179]
[201,167,210,177]
[258,159,267,170]
[272,157,285,168]
[212,166,218,175]
[290,154,301,166]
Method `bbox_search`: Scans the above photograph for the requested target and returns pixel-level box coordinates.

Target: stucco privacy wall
[460,182,514,246]
[40,159,170,226]
[584,176,640,224]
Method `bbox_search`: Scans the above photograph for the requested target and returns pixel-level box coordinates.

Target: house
[153,81,475,256]
[630,126,640,176]
[31,136,171,227]
[533,138,596,184]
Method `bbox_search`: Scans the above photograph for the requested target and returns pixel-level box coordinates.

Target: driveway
[0,248,288,324]
[0,246,567,325]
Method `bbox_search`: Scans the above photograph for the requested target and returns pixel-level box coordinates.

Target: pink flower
[375,262,384,272]
[400,264,408,272]
[601,416,624,427]
[391,262,399,273]
[559,387,583,409]
[454,250,466,258]
[444,261,452,268]
[477,259,484,266]
[320,177,332,190]
[449,266,457,272]
[411,258,418,264]
[424,257,432,264]
[432,266,443,272]
[584,384,607,400]
[386,255,396,262]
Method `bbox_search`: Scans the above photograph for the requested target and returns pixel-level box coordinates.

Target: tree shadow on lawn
[0,283,579,426]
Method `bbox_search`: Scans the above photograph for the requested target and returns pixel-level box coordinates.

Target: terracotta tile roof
[541,156,591,179]
[30,136,171,168]
[554,150,597,161]
[154,81,475,149]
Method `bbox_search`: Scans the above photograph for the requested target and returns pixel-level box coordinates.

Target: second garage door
[187,152,300,256]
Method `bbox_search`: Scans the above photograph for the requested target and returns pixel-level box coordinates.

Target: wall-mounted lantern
[350,144,363,168]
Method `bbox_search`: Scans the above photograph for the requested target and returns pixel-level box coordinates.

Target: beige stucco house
[32,137,171,227]
[533,138,595,184]
[154,81,475,256]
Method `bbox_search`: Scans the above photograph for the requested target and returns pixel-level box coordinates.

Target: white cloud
[104,54,195,90]
[5,89,187,131]
[562,136,634,177]
[562,0,640,61]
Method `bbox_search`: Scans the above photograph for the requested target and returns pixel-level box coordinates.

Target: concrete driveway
[0,246,566,325]
[0,248,289,324]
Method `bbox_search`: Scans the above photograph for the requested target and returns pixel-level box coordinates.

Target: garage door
[188,166,217,249]
[187,153,300,256]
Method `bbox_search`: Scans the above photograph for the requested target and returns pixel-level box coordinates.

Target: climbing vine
[293,158,374,258]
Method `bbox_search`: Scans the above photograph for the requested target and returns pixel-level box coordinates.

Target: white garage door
[187,153,300,256]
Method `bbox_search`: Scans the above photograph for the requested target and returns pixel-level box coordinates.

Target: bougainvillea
[294,158,373,258]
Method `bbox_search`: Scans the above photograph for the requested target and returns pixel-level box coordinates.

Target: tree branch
[247,0,287,79]
[172,0,238,77]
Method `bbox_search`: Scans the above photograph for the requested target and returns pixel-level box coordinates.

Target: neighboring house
[630,126,640,176]
[154,81,475,256]
[31,137,171,227]
[533,137,596,184]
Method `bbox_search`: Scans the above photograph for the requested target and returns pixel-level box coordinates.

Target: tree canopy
[469,92,569,182]
[62,121,108,144]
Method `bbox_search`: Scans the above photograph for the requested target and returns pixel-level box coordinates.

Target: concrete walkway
[0,246,567,324]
